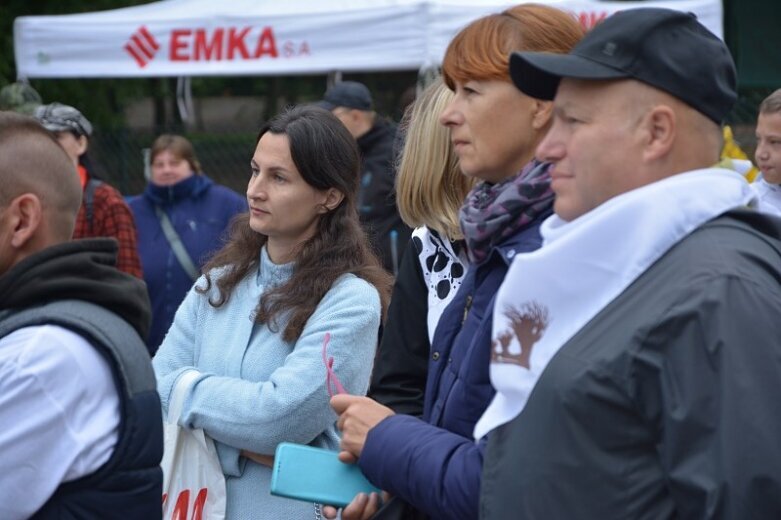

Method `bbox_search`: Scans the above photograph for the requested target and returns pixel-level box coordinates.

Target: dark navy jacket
[128,175,246,353]
[358,212,550,520]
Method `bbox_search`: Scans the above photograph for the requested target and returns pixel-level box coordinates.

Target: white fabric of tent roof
[14,0,722,79]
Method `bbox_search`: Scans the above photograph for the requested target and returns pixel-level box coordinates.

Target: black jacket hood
[356,117,396,156]
[0,238,151,339]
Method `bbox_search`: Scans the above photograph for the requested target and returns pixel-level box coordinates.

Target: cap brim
[510,51,628,100]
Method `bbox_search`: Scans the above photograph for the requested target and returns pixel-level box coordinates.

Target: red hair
[442,3,583,89]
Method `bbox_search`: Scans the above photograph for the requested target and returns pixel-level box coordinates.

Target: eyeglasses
[322,332,347,398]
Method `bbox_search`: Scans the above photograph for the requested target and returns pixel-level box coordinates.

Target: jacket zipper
[462,294,473,325]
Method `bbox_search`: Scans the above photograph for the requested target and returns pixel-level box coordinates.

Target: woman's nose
[247,177,267,200]
[439,101,459,128]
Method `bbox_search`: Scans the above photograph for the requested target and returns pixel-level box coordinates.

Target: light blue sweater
[153,246,381,519]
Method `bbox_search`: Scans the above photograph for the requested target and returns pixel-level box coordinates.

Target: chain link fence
[90,130,265,196]
[87,84,776,197]
[85,71,420,196]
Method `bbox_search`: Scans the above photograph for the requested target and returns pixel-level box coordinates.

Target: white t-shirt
[0,325,120,519]
[752,177,781,218]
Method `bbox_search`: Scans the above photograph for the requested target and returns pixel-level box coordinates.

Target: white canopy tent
[15,0,723,79]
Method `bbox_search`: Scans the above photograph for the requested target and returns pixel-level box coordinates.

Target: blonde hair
[759,88,781,116]
[396,79,473,240]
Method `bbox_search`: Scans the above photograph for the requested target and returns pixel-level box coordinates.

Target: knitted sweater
[153,247,381,519]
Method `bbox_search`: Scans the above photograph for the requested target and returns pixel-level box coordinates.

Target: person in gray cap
[34,102,142,278]
[0,81,43,115]
[318,81,411,274]
[475,8,781,518]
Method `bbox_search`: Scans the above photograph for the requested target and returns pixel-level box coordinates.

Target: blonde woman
[368,80,474,417]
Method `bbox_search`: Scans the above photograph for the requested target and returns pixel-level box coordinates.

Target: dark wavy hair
[197,105,392,342]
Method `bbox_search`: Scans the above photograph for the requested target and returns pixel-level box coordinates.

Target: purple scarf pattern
[459,160,554,264]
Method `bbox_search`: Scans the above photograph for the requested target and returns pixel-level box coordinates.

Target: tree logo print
[491,301,550,369]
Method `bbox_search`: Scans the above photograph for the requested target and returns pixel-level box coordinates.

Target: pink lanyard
[321,332,347,398]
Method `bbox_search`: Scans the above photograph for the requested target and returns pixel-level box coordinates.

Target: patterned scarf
[459,160,554,264]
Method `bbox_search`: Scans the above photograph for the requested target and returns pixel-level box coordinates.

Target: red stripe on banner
[139,26,160,51]
[124,43,147,68]
[131,34,154,60]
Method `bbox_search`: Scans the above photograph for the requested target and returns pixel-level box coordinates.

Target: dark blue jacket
[128,175,246,353]
[359,213,550,520]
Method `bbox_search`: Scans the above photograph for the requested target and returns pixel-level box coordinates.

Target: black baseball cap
[509,8,737,124]
[317,81,373,111]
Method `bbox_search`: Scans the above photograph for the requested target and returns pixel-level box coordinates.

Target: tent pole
[176,76,195,128]
[327,71,343,89]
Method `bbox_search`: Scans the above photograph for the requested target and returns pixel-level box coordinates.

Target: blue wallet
[270,442,381,507]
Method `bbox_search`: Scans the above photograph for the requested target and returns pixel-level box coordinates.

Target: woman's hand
[322,491,387,520]
[330,395,395,462]
[241,450,274,467]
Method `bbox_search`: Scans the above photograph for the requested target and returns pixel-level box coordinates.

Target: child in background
[753,88,781,216]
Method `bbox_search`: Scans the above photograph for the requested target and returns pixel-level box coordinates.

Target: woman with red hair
[326,4,583,519]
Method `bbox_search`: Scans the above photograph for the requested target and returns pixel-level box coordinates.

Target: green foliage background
[1,0,418,130]
[1,0,158,129]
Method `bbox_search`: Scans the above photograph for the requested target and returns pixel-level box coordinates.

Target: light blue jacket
[153,247,381,519]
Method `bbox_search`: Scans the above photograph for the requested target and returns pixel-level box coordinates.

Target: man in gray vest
[0,112,163,519]
[477,8,781,518]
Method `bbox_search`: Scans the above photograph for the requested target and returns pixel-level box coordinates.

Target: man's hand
[330,394,395,462]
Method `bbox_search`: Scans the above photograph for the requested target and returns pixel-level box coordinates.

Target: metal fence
[89,86,775,196]
[89,130,257,196]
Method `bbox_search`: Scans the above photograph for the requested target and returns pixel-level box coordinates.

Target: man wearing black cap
[318,81,411,274]
[475,8,781,518]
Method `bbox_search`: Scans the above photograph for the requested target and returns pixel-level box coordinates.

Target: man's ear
[320,188,345,213]
[75,134,89,156]
[6,194,43,249]
[531,100,554,130]
[642,105,676,162]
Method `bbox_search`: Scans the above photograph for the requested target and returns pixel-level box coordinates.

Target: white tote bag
[161,370,227,520]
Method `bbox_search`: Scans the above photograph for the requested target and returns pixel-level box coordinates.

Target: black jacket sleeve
[368,238,430,417]
[635,274,781,518]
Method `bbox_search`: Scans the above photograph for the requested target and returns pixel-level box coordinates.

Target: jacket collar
[144,174,212,206]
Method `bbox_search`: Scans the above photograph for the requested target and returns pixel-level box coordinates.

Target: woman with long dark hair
[153,105,392,519]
